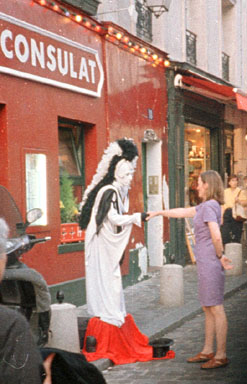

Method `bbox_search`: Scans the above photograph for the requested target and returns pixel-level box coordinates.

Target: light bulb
[75,15,82,22]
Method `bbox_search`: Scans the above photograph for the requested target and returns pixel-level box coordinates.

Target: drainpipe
[166,68,186,266]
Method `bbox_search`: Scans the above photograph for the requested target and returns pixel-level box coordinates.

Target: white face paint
[114,160,135,188]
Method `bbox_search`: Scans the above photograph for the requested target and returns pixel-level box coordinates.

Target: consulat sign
[0,13,104,97]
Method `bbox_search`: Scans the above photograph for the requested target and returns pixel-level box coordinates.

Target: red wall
[105,41,169,272]
[0,0,169,284]
[0,0,107,284]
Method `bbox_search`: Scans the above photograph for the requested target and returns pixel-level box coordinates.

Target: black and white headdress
[79,138,138,229]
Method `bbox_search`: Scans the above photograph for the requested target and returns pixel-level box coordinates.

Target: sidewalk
[76,259,247,371]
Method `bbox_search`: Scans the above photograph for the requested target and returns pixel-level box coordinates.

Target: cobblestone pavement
[102,287,247,384]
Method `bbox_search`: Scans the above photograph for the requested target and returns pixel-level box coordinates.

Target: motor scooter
[0,185,51,346]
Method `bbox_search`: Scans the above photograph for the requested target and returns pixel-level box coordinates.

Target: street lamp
[144,0,172,18]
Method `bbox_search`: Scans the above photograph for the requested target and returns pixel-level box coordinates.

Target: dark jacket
[0,305,43,383]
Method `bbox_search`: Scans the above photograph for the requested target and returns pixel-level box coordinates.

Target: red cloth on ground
[82,314,175,365]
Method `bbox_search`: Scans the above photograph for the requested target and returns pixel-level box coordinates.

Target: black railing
[186,30,197,65]
[222,52,230,81]
[136,1,152,42]
[62,0,100,16]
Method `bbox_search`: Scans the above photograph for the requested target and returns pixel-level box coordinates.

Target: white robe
[85,184,141,327]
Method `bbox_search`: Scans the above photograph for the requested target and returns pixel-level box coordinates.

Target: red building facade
[0,0,168,304]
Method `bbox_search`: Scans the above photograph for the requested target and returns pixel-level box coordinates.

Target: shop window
[58,117,85,243]
[222,0,235,82]
[25,153,47,225]
[186,30,197,66]
[59,129,82,176]
[62,0,100,16]
[222,52,230,81]
[136,0,153,42]
[184,124,210,206]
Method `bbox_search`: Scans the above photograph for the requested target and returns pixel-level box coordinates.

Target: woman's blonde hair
[200,170,224,205]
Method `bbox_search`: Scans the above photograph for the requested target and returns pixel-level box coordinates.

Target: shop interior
[184,123,210,206]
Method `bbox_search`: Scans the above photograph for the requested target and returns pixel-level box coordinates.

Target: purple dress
[194,199,225,306]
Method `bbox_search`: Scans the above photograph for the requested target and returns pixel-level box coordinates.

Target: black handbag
[40,348,106,384]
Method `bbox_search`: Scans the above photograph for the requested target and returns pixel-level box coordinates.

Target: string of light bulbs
[31,0,170,68]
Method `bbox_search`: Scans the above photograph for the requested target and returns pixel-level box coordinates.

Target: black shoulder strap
[96,189,117,234]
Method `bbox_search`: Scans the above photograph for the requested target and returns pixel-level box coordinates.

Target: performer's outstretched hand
[141,212,148,221]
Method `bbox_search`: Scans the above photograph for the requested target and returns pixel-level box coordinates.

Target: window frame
[58,117,85,189]
[23,148,49,233]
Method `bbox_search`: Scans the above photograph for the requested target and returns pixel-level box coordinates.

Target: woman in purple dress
[146,170,233,369]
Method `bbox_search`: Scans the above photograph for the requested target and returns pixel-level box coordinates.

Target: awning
[180,75,247,112]
[235,93,247,112]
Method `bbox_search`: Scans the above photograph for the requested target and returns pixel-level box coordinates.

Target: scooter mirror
[26,208,43,224]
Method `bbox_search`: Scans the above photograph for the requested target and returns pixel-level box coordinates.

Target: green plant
[60,172,78,223]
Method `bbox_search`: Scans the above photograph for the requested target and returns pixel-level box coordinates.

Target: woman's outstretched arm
[146,206,196,220]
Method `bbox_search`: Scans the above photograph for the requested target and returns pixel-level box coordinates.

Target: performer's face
[115,161,134,188]
[120,170,133,187]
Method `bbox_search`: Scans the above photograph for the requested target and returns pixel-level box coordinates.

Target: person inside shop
[236,175,247,208]
[146,170,233,369]
[189,164,203,206]
[220,174,243,245]
[235,175,247,229]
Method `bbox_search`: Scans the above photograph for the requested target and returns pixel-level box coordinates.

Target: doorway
[142,139,163,267]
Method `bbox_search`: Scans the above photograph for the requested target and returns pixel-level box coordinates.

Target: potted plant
[60,172,78,224]
[60,172,84,243]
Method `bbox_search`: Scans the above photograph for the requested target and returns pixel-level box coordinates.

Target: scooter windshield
[0,185,24,237]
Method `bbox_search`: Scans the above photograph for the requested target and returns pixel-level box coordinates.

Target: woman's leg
[210,304,228,359]
[201,306,215,354]
[186,306,215,362]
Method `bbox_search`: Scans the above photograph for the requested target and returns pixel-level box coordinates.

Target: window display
[58,119,85,244]
[184,124,210,206]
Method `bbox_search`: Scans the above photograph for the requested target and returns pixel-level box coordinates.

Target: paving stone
[77,252,247,380]
[103,287,247,383]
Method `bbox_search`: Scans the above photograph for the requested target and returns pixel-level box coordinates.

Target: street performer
[79,138,175,364]
[80,138,142,327]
